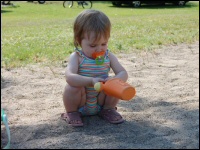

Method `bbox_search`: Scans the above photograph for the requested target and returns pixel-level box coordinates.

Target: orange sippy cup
[94,78,136,101]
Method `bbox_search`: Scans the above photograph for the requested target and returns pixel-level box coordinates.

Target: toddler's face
[80,32,108,59]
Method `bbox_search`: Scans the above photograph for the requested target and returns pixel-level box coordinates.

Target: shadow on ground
[2,96,199,149]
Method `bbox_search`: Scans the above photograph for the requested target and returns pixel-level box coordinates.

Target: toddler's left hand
[104,76,113,82]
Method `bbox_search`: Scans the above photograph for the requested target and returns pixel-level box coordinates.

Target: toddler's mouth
[92,51,105,59]
[92,51,105,65]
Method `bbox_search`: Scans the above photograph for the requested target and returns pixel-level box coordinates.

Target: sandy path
[1,42,199,149]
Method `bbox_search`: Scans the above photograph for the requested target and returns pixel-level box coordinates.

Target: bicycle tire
[63,1,73,8]
[38,1,45,4]
[81,1,92,9]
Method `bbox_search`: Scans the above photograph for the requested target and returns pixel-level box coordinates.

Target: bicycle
[63,1,92,9]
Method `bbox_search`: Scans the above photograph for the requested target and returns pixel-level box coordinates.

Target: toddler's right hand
[92,77,105,86]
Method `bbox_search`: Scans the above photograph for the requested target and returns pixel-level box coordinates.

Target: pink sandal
[61,112,83,127]
[98,108,124,124]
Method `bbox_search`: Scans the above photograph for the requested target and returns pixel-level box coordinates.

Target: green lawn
[1,1,199,68]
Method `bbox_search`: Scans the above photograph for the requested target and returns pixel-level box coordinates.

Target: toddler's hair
[73,9,111,48]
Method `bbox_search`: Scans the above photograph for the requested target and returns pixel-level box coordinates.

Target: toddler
[61,9,128,127]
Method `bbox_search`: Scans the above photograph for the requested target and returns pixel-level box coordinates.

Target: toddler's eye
[90,45,96,47]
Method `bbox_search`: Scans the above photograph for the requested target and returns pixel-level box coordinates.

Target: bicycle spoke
[63,1,73,8]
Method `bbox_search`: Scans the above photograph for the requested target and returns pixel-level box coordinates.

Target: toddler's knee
[64,84,82,94]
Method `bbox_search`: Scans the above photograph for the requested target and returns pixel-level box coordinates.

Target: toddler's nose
[96,49,103,52]
[95,45,102,52]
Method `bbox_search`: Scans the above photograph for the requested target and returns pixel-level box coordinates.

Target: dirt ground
[1,42,199,149]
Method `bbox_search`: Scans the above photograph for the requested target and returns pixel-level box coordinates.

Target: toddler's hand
[104,76,113,82]
[92,77,105,86]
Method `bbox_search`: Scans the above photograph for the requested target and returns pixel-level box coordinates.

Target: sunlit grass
[1,1,199,68]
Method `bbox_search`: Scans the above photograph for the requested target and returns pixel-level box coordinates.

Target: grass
[1,1,199,68]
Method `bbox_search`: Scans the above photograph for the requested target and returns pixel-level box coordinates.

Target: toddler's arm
[65,52,104,87]
[109,52,128,82]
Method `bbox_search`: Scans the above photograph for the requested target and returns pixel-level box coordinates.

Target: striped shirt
[76,49,110,115]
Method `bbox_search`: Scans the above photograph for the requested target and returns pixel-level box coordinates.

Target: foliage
[1,1,199,68]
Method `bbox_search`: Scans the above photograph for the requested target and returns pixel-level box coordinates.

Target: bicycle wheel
[63,1,73,8]
[82,1,92,9]
[38,1,45,4]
